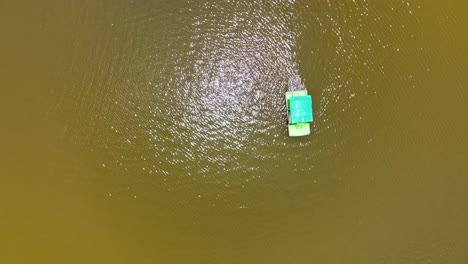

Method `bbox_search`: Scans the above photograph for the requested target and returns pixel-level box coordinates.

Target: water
[1,0,467,263]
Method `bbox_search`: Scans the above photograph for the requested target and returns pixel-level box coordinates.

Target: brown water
[1,0,467,263]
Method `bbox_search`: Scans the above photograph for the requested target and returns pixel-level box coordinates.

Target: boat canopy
[289,95,313,124]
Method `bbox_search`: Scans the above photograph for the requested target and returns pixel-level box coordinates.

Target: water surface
[1,0,467,263]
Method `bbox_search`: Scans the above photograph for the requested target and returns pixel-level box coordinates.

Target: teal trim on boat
[285,90,313,137]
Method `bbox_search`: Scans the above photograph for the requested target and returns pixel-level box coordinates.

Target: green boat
[285,90,313,137]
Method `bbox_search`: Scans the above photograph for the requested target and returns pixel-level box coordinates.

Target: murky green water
[1,0,467,263]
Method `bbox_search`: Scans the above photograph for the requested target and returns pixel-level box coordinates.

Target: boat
[285,90,313,137]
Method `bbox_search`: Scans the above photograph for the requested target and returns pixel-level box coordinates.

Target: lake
[1,0,467,263]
